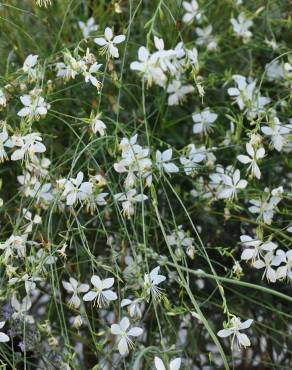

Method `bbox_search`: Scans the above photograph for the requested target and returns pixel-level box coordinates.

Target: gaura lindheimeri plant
[0,1,291,369]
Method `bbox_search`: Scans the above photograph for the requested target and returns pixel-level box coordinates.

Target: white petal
[240,319,253,330]
[253,260,265,269]
[182,13,194,24]
[237,332,251,347]
[78,284,89,293]
[104,27,113,41]
[118,336,128,355]
[102,277,114,289]
[113,35,125,44]
[120,317,130,331]
[237,155,252,164]
[62,281,74,292]
[20,95,31,106]
[90,275,102,289]
[237,179,247,189]
[164,163,179,173]
[66,192,77,206]
[155,357,166,370]
[162,148,172,161]
[17,107,30,117]
[102,290,117,301]
[256,147,265,159]
[0,332,9,342]
[217,328,233,338]
[127,327,143,337]
[111,323,122,335]
[227,88,239,96]
[121,299,132,307]
[94,37,107,46]
[83,291,97,301]
[241,249,255,261]
[170,358,182,370]
[218,188,233,199]
[246,143,254,157]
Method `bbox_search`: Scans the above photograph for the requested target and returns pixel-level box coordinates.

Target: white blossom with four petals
[237,142,265,179]
[217,316,253,349]
[110,317,143,356]
[94,27,125,59]
[83,275,117,307]
[217,169,247,199]
[62,277,89,308]
[156,149,179,174]
[192,108,217,135]
[78,17,98,38]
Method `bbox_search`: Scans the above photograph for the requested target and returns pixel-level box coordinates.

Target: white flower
[167,79,194,106]
[110,317,143,356]
[217,316,253,349]
[62,277,89,308]
[91,116,106,136]
[166,226,195,259]
[186,47,199,71]
[284,62,292,78]
[56,51,85,80]
[114,189,148,218]
[253,251,283,283]
[265,60,284,81]
[261,117,291,152]
[227,75,254,110]
[227,75,270,119]
[0,322,9,343]
[217,169,247,199]
[248,189,282,225]
[94,27,125,59]
[155,356,181,370]
[121,298,143,319]
[180,144,205,175]
[114,134,152,188]
[130,46,167,87]
[152,38,185,76]
[156,149,179,173]
[237,143,265,179]
[59,171,92,206]
[83,62,102,89]
[0,234,27,262]
[9,273,42,295]
[11,133,46,161]
[22,208,42,234]
[0,89,7,108]
[277,250,292,280]
[144,266,166,299]
[192,108,217,134]
[0,130,13,162]
[17,94,48,120]
[33,182,54,204]
[195,25,217,51]
[23,54,38,80]
[240,234,277,262]
[71,315,83,329]
[182,0,202,24]
[264,38,279,50]
[83,275,117,307]
[11,294,34,323]
[230,13,253,42]
[78,17,98,38]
